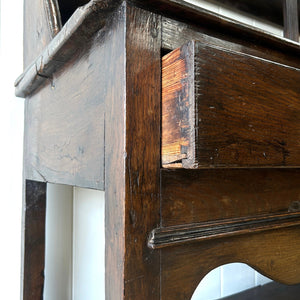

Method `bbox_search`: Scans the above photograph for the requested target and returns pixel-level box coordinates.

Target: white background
[0,0,24,299]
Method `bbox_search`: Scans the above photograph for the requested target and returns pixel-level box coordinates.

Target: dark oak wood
[17,0,300,98]
[18,0,300,299]
[283,0,299,42]
[23,180,46,300]
[161,169,300,226]
[104,3,161,299]
[149,212,300,249]
[162,17,300,70]
[103,4,126,299]
[23,29,107,189]
[162,40,300,168]
[161,226,300,299]
[123,4,161,298]
[16,0,122,98]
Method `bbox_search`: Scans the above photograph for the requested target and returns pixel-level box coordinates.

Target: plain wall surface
[44,185,105,300]
[0,0,24,299]
[44,184,73,300]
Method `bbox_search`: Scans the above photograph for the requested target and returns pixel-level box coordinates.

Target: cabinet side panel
[24,37,105,190]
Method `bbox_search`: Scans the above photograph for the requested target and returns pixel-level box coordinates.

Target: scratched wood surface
[161,168,300,226]
[122,4,161,298]
[162,40,300,168]
[24,33,105,190]
[24,0,61,68]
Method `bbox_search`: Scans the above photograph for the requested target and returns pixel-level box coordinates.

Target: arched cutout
[191,263,272,300]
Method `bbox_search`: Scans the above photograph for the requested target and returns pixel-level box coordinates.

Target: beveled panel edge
[15,0,122,98]
[148,212,300,249]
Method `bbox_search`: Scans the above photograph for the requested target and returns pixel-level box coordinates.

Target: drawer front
[162,40,300,168]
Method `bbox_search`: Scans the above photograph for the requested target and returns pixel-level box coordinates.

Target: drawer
[162,40,300,168]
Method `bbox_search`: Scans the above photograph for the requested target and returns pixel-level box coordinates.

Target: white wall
[44,185,105,300]
[44,184,73,300]
[0,0,24,299]
[72,187,105,300]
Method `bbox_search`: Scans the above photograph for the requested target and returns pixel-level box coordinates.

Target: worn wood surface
[283,0,299,42]
[162,17,300,70]
[222,281,300,300]
[161,169,300,226]
[16,0,122,98]
[162,40,300,168]
[23,30,106,190]
[123,4,161,299]
[161,226,300,299]
[23,0,60,68]
[23,180,46,300]
[18,0,300,99]
[20,1,300,299]
[149,212,300,249]
[103,4,126,299]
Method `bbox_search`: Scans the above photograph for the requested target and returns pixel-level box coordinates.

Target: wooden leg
[23,180,46,300]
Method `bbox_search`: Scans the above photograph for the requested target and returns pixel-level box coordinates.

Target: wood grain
[23,0,58,68]
[162,40,300,168]
[161,168,300,226]
[104,4,162,299]
[123,4,161,299]
[104,4,126,299]
[161,226,300,299]
[149,212,300,249]
[16,0,122,98]
[162,17,300,70]
[24,30,106,190]
[23,180,46,300]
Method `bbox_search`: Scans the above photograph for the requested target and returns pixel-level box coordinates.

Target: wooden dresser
[16,0,300,299]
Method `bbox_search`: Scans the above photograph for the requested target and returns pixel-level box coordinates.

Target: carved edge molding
[15,0,122,98]
[148,212,300,249]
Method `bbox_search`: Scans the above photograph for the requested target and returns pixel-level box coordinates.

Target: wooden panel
[162,17,300,70]
[161,169,300,226]
[24,0,61,68]
[104,4,161,299]
[24,36,105,190]
[17,0,122,98]
[23,180,46,300]
[161,226,300,299]
[104,4,126,299]
[162,40,300,168]
[123,4,162,299]
[149,212,300,249]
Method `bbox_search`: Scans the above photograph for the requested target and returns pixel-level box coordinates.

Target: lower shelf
[221,281,300,300]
